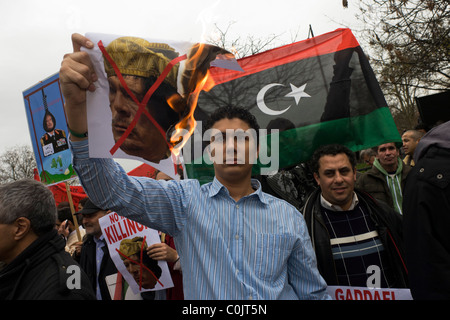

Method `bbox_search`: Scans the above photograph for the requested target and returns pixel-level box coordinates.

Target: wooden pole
[64,181,82,242]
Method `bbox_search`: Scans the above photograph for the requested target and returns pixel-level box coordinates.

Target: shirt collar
[209,177,269,205]
[320,192,359,211]
[93,234,105,245]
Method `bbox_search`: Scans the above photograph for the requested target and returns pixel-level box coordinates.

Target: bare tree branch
[0,145,37,184]
[356,0,449,131]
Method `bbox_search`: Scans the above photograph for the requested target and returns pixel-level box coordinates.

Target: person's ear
[313,172,321,186]
[13,217,32,240]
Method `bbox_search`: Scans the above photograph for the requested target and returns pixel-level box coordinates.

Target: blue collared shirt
[71,139,329,300]
[93,235,105,300]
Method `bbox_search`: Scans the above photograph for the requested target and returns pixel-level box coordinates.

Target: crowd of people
[0,33,449,301]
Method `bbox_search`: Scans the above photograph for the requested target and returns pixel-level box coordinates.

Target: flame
[167,72,209,157]
[166,42,221,158]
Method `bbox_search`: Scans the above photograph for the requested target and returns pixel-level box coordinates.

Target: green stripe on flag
[184,107,400,184]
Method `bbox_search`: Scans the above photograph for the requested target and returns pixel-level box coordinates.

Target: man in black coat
[71,198,117,300]
[72,198,155,300]
[302,144,408,288]
[0,179,95,300]
[403,120,450,299]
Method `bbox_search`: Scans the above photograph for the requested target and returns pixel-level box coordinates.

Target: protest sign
[23,73,76,185]
[48,182,86,208]
[99,212,173,294]
[83,32,240,180]
[327,285,413,300]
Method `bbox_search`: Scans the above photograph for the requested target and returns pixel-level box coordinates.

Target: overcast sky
[0,0,362,170]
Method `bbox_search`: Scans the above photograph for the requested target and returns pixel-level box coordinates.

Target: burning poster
[23,73,77,185]
[99,212,174,294]
[83,33,241,180]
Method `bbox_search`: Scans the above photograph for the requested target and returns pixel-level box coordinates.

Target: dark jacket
[0,230,95,300]
[79,234,117,300]
[302,188,409,288]
[403,145,450,299]
[356,161,411,212]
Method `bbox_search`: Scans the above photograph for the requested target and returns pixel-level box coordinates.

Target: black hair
[373,142,399,154]
[310,144,357,175]
[266,117,295,133]
[57,207,74,224]
[43,111,56,132]
[204,105,260,144]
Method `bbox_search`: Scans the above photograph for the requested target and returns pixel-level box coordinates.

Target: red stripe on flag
[205,28,359,87]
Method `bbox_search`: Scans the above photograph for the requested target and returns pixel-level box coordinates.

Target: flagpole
[308,24,315,38]
[308,24,329,96]
[64,181,82,242]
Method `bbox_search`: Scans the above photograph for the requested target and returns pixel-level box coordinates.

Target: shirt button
[235,234,239,240]
[248,295,253,300]
[236,204,240,209]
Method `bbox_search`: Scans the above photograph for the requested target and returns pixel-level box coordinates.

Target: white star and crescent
[284,83,311,105]
[256,82,311,116]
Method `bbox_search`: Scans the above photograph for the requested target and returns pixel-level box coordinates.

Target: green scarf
[373,157,403,214]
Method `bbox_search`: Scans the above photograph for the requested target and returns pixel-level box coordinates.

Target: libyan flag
[184,28,401,183]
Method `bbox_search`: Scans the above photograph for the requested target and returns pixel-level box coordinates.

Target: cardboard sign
[23,73,77,185]
[99,212,174,294]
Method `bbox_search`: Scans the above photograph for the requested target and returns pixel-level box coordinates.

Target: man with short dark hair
[356,142,411,214]
[303,144,408,288]
[59,33,330,300]
[0,179,95,300]
[401,129,424,167]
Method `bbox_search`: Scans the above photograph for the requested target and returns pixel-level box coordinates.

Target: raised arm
[60,33,97,141]
[71,140,192,236]
[60,34,192,236]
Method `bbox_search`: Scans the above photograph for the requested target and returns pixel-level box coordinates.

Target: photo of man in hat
[103,37,183,163]
[118,237,162,290]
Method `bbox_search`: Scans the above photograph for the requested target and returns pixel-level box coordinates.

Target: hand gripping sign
[83,33,242,180]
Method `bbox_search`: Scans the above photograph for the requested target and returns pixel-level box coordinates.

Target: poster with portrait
[99,212,173,294]
[83,32,241,180]
[23,73,77,185]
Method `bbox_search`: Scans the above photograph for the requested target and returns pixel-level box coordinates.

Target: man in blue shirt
[59,34,329,300]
